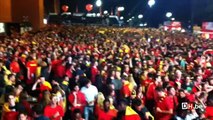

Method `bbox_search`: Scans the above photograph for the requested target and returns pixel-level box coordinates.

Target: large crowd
[0,25,213,120]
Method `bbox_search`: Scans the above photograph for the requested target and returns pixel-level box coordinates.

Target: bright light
[139,24,144,27]
[144,23,147,26]
[129,18,132,21]
[96,0,102,7]
[117,7,125,12]
[138,14,143,19]
[171,18,175,21]
[177,27,181,31]
[43,19,47,24]
[0,23,5,33]
[120,16,124,20]
[103,10,108,14]
[132,16,135,19]
[97,13,101,17]
[166,12,172,18]
[148,0,155,8]
[181,29,186,33]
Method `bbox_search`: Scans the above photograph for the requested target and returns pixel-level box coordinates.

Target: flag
[122,106,141,120]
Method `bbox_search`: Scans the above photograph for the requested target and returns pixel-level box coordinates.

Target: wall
[0,0,12,22]
[11,0,44,30]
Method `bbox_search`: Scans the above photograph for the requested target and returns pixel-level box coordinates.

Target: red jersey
[91,66,98,83]
[68,91,86,112]
[155,96,173,120]
[146,82,157,100]
[10,61,20,73]
[44,105,64,120]
[205,106,213,120]
[27,60,38,74]
[97,109,117,120]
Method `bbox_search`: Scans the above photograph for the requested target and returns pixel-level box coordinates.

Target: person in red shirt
[166,86,178,112]
[44,94,64,120]
[68,83,86,113]
[155,87,173,120]
[205,91,213,120]
[91,61,99,84]
[26,57,38,85]
[10,57,20,74]
[97,99,117,120]
[146,75,162,114]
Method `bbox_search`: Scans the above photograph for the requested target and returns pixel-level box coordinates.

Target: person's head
[73,83,80,92]
[6,93,15,105]
[15,83,24,96]
[132,98,142,111]
[85,79,91,88]
[8,74,15,83]
[50,94,58,106]
[64,76,69,81]
[178,89,186,98]
[73,109,83,120]
[167,86,176,96]
[207,90,213,106]
[155,86,165,98]
[33,104,44,117]
[18,112,28,120]
[154,75,162,86]
[40,76,45,83]
[118,99,128,111]
[103,99,111,112]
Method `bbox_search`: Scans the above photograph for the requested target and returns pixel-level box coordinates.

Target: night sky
[57,0,213,27]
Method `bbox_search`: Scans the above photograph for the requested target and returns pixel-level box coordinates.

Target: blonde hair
[97,92,105,109]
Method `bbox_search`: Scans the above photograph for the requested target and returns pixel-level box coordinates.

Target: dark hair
[33,104,44,115]
[118,98,128,106]
[103,98,110,104]
[155,86,164,92]
[73,108,81,114]
[167,86,174,92]
[132,98,142,107]
[8,74,15,80]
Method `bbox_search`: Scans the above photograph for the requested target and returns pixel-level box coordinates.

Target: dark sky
[57,0,213,27]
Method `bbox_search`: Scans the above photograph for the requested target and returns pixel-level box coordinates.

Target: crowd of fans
[0,25,213,120]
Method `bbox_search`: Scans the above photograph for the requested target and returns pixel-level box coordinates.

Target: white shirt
[81,85,98,106]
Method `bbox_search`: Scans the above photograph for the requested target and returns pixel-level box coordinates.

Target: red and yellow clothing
[122,106,141,120]
[121,81,131,98]
[40,81,52,92]
[44,105,64,120]
[26,60,38,84]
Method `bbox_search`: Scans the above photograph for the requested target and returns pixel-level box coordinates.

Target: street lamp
[166,12,172,18]
[117,6,125,17]
[96,0,102,7]
[103,10,108,15]
[120,16,124,20]
[117,7,125,12]
[96,0,102,15]
[138,14,143,19]
[148,0,155,8]
[171,18,175,21]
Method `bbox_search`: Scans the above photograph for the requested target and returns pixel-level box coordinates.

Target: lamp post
[96,0,102,15]
[117,6,125,17]
[138,14,143,19]
[166,12,172,18]
[148,0,155,8]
